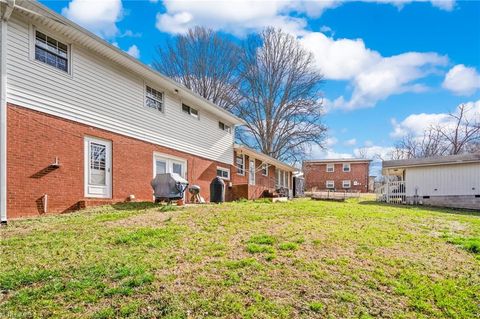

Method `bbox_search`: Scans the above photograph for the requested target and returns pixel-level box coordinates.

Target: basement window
[182,103,199,118]
[145,86,164,112]
[219,121,231,133]
[34,31,69,73]
[216,167,230,180]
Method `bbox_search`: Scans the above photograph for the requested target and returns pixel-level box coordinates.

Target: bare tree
[435,104,480,155]
[153,26,242,111]
[394,128,449,159]
[392,103,480,159]
[236,28,327,163]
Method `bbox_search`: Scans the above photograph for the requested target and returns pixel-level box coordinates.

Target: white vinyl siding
[6,15,234,164]
[405,163,480,197]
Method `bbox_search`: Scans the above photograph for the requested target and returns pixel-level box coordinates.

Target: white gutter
[0,0,14,223]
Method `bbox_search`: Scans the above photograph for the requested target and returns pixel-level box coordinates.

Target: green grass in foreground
[0,199,479,318]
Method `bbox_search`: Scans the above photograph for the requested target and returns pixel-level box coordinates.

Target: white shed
[379,154,480,210]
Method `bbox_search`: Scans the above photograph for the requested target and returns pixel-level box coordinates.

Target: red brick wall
[303,162,370,193]
[229,151,287,200]
[6,104,231,218]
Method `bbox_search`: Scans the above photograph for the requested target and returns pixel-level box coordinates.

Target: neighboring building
[229,145,296,200]
[379,153,480,210]
[303,159,372,193]
[0,1,246,220]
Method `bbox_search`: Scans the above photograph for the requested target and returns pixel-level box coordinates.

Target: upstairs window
[182,103,199,118]
[219,121,231,133]
[216,167,230,180]
[34,31,68,73]
[343,163,351,172]
[145,86,164,112]
[326,163,334,172]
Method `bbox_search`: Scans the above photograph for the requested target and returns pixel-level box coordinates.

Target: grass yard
[1,199,479,319]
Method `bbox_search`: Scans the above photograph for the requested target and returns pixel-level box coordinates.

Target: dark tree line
[154,27,326,163]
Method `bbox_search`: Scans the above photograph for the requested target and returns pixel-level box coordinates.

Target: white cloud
[390,99,480,138]
[156,0,312,36]
[442,64,480,96]
[126,45,140,58]
[353,145,395,159]
[344,138,357,146]
[301,32,448,110]
[62,0,123,38]
[325,137,338,147]
[155,0,453,35]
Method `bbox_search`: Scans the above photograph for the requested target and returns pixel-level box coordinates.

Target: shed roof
[382,153,480,169]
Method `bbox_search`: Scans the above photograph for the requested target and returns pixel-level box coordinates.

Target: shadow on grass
[358,200,480,217]
[111,202,178,212]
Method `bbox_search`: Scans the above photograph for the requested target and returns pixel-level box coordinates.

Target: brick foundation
[6,104,232,218]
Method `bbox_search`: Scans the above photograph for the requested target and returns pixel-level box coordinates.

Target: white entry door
[249,159,255,185]
[153,153,187,179]
[84,137,112,198]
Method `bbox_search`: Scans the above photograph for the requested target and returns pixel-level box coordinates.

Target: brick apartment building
[303,159,372,193]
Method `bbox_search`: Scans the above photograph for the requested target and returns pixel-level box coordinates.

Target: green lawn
[1,199,479,319]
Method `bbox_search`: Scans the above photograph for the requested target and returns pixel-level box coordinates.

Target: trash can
[210,177,225,203]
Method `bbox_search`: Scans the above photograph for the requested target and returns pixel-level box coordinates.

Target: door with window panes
[84,137,112,198]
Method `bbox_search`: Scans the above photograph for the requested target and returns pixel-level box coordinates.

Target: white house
[378,153,480,210]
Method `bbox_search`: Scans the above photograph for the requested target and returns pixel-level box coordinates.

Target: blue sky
[40,0,480,161]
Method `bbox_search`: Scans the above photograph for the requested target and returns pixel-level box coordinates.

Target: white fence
[376,181,406,204]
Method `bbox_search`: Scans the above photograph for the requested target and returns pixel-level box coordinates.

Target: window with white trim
[326,163,334,172]
[343,163,351,172]
[326,180,335,189]
[34,30,69,73]
[261,163,268,176]
[145,86,164,112]
[219,121,231,133]
[216,167,230,179]
[342,180,351,188]
[236,154,245,175]
[182,103,199,118]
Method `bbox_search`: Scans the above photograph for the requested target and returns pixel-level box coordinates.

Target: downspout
[0,0,14,223]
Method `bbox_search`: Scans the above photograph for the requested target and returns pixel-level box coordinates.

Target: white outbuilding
[378,153,480,210]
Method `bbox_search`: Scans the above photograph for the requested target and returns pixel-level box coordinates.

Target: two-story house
[303,159,371,193]
[0,1,298,221]
[0,0,247,220]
